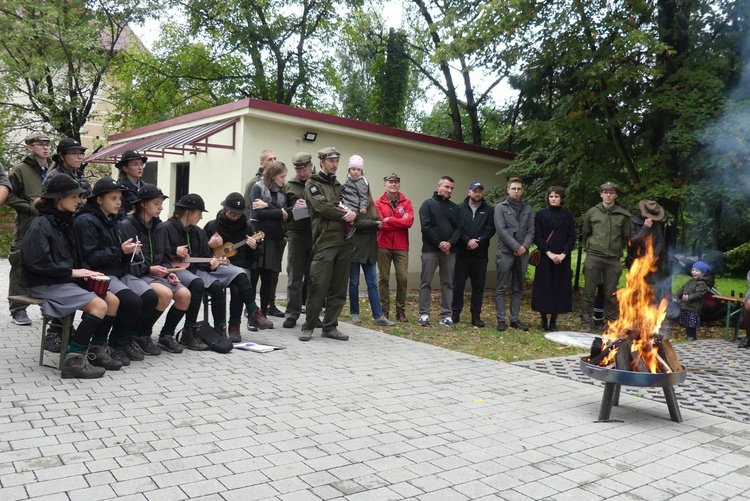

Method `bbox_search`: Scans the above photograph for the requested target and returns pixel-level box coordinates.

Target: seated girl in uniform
[21,174,121,378]
[204,192,265,341]
[74,178,159,366]
[119,184,196,354]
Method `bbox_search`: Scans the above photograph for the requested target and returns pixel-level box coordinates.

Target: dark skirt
[679,310,700,329]
[257,239,286,273]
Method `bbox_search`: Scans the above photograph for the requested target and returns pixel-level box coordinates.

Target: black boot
[541,315,548,331]
[88,345,123,371]
[549,314,558,332]
[740,335,750,348]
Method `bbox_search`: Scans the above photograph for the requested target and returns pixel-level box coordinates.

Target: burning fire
[596,237,669,373]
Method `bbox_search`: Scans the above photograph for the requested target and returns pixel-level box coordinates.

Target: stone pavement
[1,259,750,500]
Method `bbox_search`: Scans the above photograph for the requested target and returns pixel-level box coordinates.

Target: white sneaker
[418,314,429,327]
[351,314,361,324]
[440,317,454,327]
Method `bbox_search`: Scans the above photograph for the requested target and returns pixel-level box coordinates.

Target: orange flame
[599,237,666,373]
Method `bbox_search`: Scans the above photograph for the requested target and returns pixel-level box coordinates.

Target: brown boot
[228,323,242,343]
[179,326,209,351]
[250,309,273,330]
[215,323,228,339]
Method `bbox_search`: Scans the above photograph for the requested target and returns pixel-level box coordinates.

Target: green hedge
[725,241,750,276]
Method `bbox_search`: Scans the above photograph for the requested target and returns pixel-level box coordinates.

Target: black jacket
[204,211,261,269]
[455,196,495,257]
[119,214,170,276]
[74,205,128,277]
[157,217,212,272]
[419,192,463,253]
[20,205,80,287]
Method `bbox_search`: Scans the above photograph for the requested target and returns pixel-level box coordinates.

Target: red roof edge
[108,98,515,160]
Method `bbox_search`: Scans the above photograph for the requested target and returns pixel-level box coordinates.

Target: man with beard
[451,182,495,327]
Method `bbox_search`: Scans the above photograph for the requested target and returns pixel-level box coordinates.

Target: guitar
[170,256,230,270]
[212,231,265,259]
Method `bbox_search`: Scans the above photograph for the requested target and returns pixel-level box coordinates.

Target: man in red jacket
[375,173,414,322]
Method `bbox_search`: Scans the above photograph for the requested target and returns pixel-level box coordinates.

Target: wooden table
[712,294,745,341]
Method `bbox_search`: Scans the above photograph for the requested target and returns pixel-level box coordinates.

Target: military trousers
[302,244,352,331]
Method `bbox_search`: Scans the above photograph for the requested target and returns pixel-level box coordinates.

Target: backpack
[198,321,234,354]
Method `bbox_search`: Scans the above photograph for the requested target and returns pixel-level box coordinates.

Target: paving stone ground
[1,259,750,500]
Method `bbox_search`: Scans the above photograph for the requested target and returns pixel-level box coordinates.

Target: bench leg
[58,315,73,370]
[39,315,49,367]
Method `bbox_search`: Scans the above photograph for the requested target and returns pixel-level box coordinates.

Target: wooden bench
[712,294,745,341]
[9,295,74,370]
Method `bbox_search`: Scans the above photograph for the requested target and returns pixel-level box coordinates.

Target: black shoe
[496,321,506,332]
[510,321,529,331]
[451,313,460,324]
[283,317,297,329]
[88,345,123,371]
[122,341,145,361]
[110,346,131,366]
[61,352,105,379]
[157,335,184,353]
[132,336,161,356]
[43,333,62,353]
[471,317,485,328]
[247,321,258,332]
[267,305,285,317]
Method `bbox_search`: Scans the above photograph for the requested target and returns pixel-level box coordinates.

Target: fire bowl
[580,358,687,422]
[580,358,687,387]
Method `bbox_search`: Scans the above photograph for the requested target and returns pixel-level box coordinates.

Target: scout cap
[41,174,85,199]
[115,150,148,169]
[383,173,400,182]
[135,184,168,202]
[52,138,87,163]
[221,192,247,212]
[317,146,341,159]
[24,131,50,144]
[600,181,619,192]
[469,181,484,190]
[87,177,123,200]
[638,200,664,221]
[292,152,312,165]
[174,193,207,212]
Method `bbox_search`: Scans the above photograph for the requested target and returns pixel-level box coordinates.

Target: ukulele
[170,256,230,269]
[212,231,265,258]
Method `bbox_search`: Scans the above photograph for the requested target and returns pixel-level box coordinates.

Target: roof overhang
[85,117,238,164]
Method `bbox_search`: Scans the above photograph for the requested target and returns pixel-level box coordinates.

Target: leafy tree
[174,0,360,107]
[107,23,246,130]
[331,11,419,129]
[0,0,155,140]
[459,0,746,251]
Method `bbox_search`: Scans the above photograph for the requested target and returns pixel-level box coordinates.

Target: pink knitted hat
[348,155,365,170]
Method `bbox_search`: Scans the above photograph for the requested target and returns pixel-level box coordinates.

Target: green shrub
[724,241,750,276]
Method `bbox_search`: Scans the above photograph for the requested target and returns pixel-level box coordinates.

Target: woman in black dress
[531,186,576,331]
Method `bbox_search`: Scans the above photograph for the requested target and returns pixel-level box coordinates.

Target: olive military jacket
[304,171,356,253]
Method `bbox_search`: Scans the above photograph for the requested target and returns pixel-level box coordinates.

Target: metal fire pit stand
[580,359,687,423]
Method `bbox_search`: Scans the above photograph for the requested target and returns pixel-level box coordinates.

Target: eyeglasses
[64,151,86,157]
